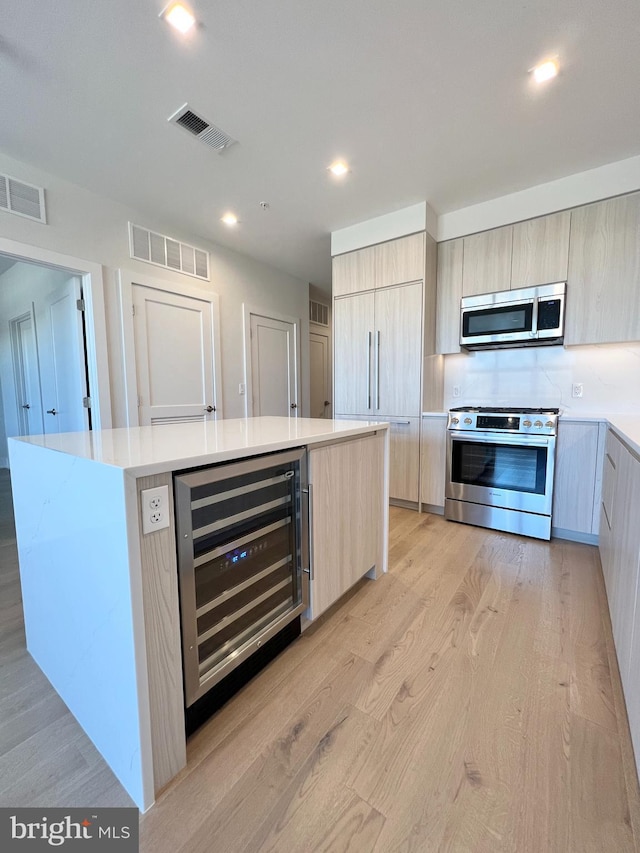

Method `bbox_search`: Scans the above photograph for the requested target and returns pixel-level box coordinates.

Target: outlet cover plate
[141,485,170,535]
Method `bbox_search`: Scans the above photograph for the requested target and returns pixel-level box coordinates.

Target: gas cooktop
[449,406,560,415]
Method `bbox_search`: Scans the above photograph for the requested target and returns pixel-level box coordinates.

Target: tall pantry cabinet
[332,232,437,504]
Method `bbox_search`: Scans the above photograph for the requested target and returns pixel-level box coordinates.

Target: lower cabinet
[420,414,447,509]
[552,420,605,539]
[599,428,640,779]
[307,431,386,620]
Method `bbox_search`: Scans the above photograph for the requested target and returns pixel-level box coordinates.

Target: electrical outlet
[453,385,461,398]
[141,485,170,535]
[572,383,584,399]
[238,383,246,396]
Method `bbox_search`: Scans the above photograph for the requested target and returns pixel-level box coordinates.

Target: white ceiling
[1,1,639,290]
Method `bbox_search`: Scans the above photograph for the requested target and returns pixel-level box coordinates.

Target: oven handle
[448,430,554,448]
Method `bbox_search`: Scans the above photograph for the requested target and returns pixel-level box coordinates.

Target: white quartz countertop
[9,416,389,477]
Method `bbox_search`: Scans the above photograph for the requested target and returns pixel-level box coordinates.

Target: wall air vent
[309,300,329,326]
[168,104,237,152]
[128,223,210,281]
[0,173,47,223]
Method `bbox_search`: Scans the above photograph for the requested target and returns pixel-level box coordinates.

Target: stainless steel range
[445,406,559,540]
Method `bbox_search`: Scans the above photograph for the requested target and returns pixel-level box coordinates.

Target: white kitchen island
[8,417,389,812]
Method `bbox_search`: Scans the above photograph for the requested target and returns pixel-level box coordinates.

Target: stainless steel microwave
[460,282,565,350]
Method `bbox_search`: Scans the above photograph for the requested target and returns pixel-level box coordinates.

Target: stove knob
[523,419,532,427]
[534,420,543,428]
[464,417,472,425]
[545,420,554,428]
[451,417,459,425]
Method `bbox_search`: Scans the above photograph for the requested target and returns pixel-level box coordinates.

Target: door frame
[242,304,301,418]
[0,237,112,429]
[118,269,223,427]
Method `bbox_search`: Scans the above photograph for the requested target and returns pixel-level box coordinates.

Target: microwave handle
[531,297,539,336]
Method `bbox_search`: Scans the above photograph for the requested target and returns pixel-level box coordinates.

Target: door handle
[204,405,216,413]
[46,408,57,415]
[22,403,31,409]
[302,484,314,581]
[290,402,298,410]
[367,331,372,410]
[376,331,381,411]
[323,400,330,407]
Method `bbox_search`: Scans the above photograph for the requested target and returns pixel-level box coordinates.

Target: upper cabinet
[332,233,425,297]
[565,192,640,346]
[511,210,570,289]
[462,226,512,296]
[435,238,463,354]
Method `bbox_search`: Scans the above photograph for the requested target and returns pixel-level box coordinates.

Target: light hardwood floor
[2,468,640,850]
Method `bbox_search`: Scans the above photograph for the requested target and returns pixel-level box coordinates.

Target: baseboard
[551,527,599,545]
[420,503,445,516]
[390,498,419,511]
[0,457,8,469]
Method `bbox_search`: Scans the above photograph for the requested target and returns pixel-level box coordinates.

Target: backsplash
[443,342,640,415]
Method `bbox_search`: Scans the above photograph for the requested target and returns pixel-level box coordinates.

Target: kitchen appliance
[174,448,309,708]
[460,282,565,350]
[445,407,559,540]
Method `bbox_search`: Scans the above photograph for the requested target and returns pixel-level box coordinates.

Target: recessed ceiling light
[532,60,558,84]
[328,161,349,177]
[162,3,196,34]
[221,212,238,226]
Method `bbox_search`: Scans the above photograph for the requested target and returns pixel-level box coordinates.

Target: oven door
[446,431,555,515]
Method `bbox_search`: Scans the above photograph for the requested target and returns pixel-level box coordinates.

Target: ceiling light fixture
[328,161,349,177]
[221,212,238,226]
[161,3,196,34]
[532,59,558,84]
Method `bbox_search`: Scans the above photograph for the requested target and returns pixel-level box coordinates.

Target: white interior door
[40,278,89,434]
[11,310,44,436]
[132,284,218,425]
[309,330,331,418]
[249,313,298,417]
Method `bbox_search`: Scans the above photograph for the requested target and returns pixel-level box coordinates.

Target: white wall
[0,151,310,427]
[443,343,640,416]
[0,261,75,464]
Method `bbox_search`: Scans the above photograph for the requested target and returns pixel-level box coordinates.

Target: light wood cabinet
[435,238,463,354]
[382,417,420,503]
[307,432,385,619]
[332,233,425,297]
[333,292,374,415]
[332,245,376,297]
[511,211,570,289]
[566,192,640,345]
[375,233,425,288]
[552,420,603,537]
[599,428,640,782]
[462,226,513,296]
[375,282,423,417]
[420,415,447,508]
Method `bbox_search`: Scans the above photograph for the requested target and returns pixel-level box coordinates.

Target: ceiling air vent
[0,173,47,223]
[168,104,237,152]
[128,223,210,281]
[309,300,329,327]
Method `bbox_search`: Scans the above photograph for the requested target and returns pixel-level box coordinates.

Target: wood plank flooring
[1,468,640,850]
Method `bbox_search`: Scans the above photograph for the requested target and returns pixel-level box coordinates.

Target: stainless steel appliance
[445,407,559,540]
[460,282,565,350]
[174,448,309,707]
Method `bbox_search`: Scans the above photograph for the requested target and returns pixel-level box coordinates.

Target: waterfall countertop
[9,416,389,477]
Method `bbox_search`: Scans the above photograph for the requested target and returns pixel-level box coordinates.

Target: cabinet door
[620,455,640,773]
[333,293,374,415]
[332,246,376,297]
[552,421,599,534]
[462,226,513,296]
[420,416,447,508]
[374,282,422,417]
[375,233,425,288]
[435,239,463,354]
[384,417,420,503]
[511,211,570,289]
[600,429,623,597]
[566,193,640,345]
[308,433,384,620]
